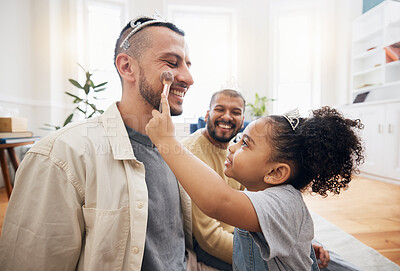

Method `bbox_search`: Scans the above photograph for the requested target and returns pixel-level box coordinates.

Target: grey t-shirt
[126,125,186,271]
[243,184,314,270]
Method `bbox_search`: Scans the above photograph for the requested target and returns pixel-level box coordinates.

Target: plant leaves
[83,84,90,94]
[65,91,81,99]
[78,63,86,73]
[94,82,108,88]
[94,88,106,92]
[88,111,96,118]
[69,79,83,89]
[89,103,97,111]
[42,123,61,130]
[63,113,74,127]
[247,93,277,116]
[77,107,86,114]
[88,80,95,88]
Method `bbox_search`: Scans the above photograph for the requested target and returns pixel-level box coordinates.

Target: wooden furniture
[0,141,34,199]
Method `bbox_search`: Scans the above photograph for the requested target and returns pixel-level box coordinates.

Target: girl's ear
[264,163,291,185]
[115,53,137,83]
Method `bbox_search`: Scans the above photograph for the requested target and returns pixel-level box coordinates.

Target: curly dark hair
[265,106,364,197]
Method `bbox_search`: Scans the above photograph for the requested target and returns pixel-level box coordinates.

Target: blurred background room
[0,0,399,269]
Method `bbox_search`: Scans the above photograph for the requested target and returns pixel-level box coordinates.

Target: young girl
[146,95,364,270]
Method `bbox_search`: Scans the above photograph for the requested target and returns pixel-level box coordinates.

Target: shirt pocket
[81,206,130,270]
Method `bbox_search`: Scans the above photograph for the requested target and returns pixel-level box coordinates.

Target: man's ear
[204,110,210,122]
[115,53,137,83]
[264,163,291,185]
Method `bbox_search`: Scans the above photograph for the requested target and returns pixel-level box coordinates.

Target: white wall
[0,0,76,137]
[321,0,363,107]
[0,0,363,130]
[165,0,363,109]
[0,0,363,187]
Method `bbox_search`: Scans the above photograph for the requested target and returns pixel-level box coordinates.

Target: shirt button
[137,202,144,209]
[132,247,139,254]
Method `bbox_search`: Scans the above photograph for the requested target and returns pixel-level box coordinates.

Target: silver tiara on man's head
[120,13,169,50]
[283,108,300,131]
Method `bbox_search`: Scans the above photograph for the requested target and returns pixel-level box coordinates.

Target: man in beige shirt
[182,89,246,270]
[0,15,200,270]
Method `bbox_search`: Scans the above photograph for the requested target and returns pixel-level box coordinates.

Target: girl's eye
[233,133,242,143]
[241,139,248,147]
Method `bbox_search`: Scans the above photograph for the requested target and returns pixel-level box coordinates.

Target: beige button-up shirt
[0,103,192,270]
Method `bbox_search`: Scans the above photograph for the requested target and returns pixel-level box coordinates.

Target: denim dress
[232,228,320,271]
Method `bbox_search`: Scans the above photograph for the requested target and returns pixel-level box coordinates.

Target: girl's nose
[228,142,238,153]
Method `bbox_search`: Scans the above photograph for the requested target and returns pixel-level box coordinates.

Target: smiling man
[201,89,246,148]
[0,15,197,270]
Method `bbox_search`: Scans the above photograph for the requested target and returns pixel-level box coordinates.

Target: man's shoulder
[181,130,205,148]
[29,116,105,157]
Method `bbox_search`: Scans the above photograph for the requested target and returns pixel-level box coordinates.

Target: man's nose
[221,111,234,121]
[175,65,194,87]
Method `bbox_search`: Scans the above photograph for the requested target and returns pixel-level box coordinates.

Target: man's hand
[313,243,330,269]
[146,93,175,147]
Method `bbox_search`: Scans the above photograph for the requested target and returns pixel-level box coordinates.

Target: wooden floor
[304,176,400,265]
[0,176,399,266]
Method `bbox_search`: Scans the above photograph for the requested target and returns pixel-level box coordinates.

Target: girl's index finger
[161,93,170,115]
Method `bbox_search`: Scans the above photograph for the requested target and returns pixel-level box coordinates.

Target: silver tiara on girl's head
[120,13,169,50]
[283,108,300,131]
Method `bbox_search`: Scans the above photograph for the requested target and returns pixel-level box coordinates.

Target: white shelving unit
[351,0,400,102]
[343,0,400,182]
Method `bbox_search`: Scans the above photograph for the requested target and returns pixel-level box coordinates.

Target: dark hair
[209,89,246,110]
[265,106,364,196]
[114,17,185,77]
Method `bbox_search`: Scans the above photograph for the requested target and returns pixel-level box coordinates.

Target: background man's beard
[207,116,238,143]
[139,68,182,116]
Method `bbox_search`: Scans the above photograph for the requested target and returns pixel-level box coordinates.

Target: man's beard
[139,67,182,116]
[206,115,240,143]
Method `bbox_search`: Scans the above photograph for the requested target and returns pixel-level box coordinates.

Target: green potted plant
[247,93,276,118]
[43,64,107,130]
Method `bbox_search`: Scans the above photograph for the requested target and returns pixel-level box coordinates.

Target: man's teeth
[218,123,232,129]
[171,89,184,97]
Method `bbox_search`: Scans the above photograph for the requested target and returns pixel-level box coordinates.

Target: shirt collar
[125,124,153,147]
[101,102,136,160]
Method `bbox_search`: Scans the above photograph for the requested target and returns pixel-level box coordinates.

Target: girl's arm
[146,94,261,232]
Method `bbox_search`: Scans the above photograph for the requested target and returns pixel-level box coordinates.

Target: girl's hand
[145,93,176,146]
[313,243,330,269]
